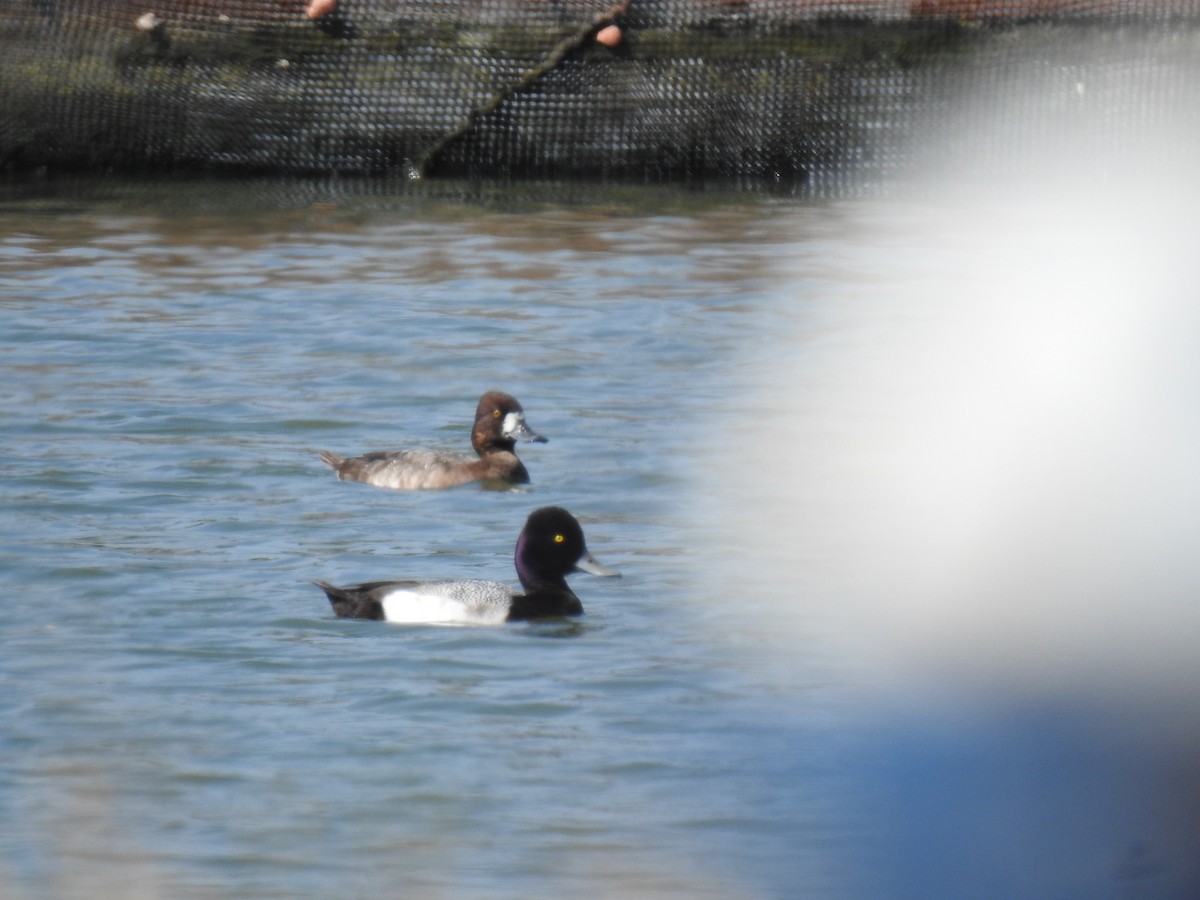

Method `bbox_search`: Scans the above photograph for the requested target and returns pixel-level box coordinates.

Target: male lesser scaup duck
[319,391,546,490]
[314,506,618,624]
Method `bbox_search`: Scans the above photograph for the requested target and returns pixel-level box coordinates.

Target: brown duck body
[319,447,528,490]
[319,391,545,491]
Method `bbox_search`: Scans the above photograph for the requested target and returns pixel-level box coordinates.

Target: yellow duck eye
[493,409,502,418]
[553,534,565,543]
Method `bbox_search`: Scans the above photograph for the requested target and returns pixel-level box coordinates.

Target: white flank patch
[379,582,510,625]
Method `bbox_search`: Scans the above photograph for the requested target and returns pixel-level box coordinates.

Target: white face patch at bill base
[500,411,524,438]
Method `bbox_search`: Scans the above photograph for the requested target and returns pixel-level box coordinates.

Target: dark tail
[313,580,384,620]
[318,450,344,471]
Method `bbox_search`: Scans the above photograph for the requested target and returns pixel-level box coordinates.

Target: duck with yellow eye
[315,507,619,625]
[319,391,547,491]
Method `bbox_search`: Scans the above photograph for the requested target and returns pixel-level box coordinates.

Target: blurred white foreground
[707,47,1200,899]
[751,187,1200,714]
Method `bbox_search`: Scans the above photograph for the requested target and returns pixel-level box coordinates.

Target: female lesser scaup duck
[319,391,546,490]
[314,506,618,624]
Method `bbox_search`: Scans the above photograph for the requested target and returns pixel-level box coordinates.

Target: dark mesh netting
[2,0,1199,186]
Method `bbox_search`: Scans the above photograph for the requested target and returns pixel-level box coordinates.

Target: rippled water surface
[0,178,845,899]
[4,173,1200,900]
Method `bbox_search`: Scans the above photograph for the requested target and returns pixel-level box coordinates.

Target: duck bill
[575,551,620,578]
[514,421,548,443]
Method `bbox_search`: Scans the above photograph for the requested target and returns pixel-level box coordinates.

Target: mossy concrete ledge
[0,6,1194,181]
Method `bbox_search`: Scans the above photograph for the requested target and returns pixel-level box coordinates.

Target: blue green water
[0,180,847,899]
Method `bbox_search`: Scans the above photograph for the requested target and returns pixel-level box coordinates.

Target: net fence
[3,0,1199,188]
